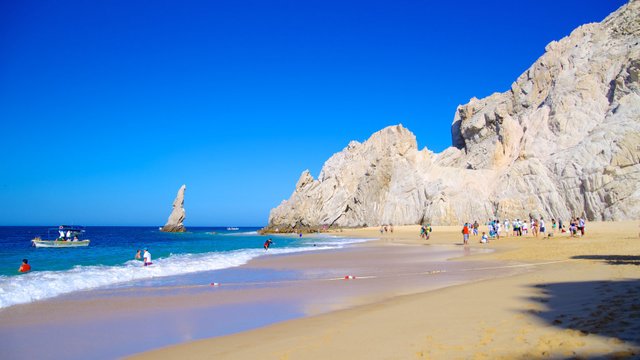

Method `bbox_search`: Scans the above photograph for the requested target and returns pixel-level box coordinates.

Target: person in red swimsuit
[18,259,31,273]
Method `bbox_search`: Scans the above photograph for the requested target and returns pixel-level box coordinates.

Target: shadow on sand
[572,255,640,266]
[521,277,640,359]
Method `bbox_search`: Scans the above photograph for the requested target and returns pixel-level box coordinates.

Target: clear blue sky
[0,0,627,226]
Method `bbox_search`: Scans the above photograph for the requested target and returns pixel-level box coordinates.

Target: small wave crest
[223,231,259,236]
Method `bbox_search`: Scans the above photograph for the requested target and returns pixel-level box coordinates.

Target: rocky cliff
[267,1,640,229]
[161,184,187,232]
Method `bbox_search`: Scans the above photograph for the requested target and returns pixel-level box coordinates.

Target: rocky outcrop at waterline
[161,185,187,232]
[265,1,640,229]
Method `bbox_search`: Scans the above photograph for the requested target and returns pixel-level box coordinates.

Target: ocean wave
[0,246,327,309]
[222,231,258,236]
[305,235,376,246]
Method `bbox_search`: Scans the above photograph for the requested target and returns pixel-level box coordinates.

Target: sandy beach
[131,221,640,359]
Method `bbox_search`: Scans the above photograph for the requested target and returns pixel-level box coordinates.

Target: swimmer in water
[18,259,31,273]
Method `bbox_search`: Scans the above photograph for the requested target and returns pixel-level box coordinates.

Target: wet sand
[131,221,640,359]
[0,238,515,360]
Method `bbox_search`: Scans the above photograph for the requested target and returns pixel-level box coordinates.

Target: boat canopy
[50,225,85,232]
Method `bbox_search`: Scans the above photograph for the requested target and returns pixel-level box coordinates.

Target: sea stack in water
[266,1,640,230]
[161,185,187,232]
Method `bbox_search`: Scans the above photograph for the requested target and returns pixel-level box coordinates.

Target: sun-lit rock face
[161,185,186,232]
[267,1,640,229]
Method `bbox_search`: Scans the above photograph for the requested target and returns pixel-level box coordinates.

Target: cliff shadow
[572,255,640,266]
[520,279,640,358]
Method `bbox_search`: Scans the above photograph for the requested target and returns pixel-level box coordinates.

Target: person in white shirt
[480,232,488,244]
[578,218,586,236]
[540,217,546,234]
[143,249,152,266]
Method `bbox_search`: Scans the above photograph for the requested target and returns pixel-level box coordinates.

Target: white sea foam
[223,231,258,236]
[0,237,366,309]
[306,236,375,246]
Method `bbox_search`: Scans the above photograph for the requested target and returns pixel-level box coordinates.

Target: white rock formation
[267,1,640,228]
[161,185,187,232]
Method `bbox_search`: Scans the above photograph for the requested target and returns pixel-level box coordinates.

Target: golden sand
[132,221,640,359]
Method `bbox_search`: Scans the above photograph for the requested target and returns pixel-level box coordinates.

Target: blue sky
[0,0,627,226]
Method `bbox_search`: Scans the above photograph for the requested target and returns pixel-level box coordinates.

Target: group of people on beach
[420,224,432,239]
[379,225,394,234]
[461,216,587,244]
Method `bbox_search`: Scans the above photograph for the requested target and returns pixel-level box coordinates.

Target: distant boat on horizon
[226,227,240,231]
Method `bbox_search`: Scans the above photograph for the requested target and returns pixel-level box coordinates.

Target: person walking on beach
[264,238,273,250]
[540,217,546,236]
[18,259,31,273]
[472,221,479,236]
[143,249,152,266]
[462,223,470,245]
[578,217,586,236]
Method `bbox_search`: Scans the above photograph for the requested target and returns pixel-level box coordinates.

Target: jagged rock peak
[318,124,419,182]
[365,124,418,155]
[161,184,186,233]
[296,170,314,191]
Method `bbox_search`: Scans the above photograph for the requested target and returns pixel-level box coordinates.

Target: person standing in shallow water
[462,223,470,245]
[143,249,152,266]
[264,238,273,250]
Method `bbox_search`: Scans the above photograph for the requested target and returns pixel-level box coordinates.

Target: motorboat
[32,225,90,248]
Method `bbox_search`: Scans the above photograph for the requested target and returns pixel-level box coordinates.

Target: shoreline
[1,222,638,359]
[132,221,640,359]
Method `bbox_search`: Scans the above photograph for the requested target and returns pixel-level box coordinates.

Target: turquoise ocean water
[0,226,368,308]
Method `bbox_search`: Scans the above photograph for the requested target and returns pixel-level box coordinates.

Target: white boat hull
[32,239,90,248]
